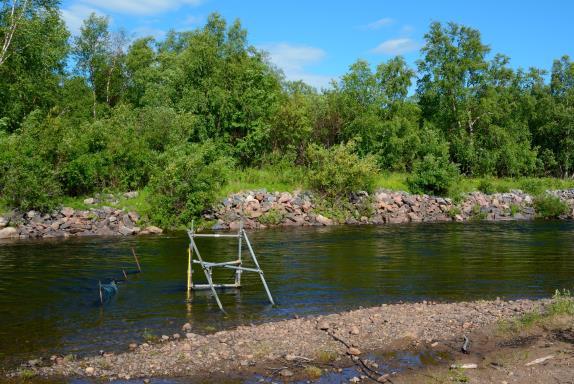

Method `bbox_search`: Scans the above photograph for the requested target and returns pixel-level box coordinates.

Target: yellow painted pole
[187,246,192,292]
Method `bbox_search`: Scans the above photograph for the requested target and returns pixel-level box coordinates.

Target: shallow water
[1,221,573,369]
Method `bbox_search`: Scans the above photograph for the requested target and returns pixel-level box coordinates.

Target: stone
[0,217,8,228]
[26,210,37,219]
[143,226,163,234]
[123,191,139,199]
[128,211,140,223]
[84,198,95,205]
[118,224,136,236]
[85,367,95,374]
[161,335,169,341]
[279,369,294,377]
[129,343,137,350]
[347,347,362,356]
[315,214,333,226]
[350,326,360,335]
[0,227,18,239]
[182,322,192,332]
[278,192,292,204]
[318,321,330,330]
[122,214,134,228]
[61,207,75,217]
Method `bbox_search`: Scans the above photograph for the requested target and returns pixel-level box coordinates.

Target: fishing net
[99,280,118,303]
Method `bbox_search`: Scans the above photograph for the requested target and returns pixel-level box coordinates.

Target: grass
[498,289,574,334]
[218,165,308,198]
[60,189,151,212]
[303,366,323,379]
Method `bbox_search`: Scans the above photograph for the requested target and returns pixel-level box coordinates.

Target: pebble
[350,326,360,335]
[85,367,95,374]
[347,347,362,356]
[279,369,294,377]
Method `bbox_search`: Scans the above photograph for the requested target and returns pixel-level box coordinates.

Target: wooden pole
[98,280,103,305]
[122,269,128,281]
[131,247,141,272]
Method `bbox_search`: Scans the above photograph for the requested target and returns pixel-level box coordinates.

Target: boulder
[123,191,139,199]
[118,224,136,236]
[143,226,163,234]
[84,198,95,205]
[315,214,333,226]
[0,227,18,239]
[0,217,8,228]
[128,211,140,223]
[61,207,74,217]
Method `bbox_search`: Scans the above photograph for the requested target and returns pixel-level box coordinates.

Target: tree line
[0,1,573,224]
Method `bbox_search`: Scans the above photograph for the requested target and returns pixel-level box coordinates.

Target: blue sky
[60,0,574,88]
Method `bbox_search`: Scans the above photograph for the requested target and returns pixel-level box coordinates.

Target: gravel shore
[13,298,548,381]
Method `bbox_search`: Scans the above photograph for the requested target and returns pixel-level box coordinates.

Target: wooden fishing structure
[186,221,275,312]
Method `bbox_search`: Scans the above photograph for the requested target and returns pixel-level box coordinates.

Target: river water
[1,221,573,369]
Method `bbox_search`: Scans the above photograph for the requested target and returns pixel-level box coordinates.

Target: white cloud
[361,17,394,30]
[60,4,104,35]
[79,0,203,15]
[371,38,418,55]
[260,43,333,89]
[132,26,166,39]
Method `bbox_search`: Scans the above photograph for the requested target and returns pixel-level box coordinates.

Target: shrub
[1,155,62,212]
[518,178,546,195]
[533,194,569,219]
[258,208,285,226]
[407,155,460,196]
[477,179,496,195]
[147,142,233,228]
[306,141,378,199]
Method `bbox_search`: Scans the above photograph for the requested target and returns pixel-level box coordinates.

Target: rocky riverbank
[0,192,162,240]
[10,298,547,382]
[3,188,574,239]
[206,189,574,230]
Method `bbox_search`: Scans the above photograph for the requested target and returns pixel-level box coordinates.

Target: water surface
[1,221,573,368]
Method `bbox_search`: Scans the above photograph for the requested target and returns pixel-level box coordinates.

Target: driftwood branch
[323,329,394,383]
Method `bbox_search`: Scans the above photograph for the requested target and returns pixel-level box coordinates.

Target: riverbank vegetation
[1,1,574,227]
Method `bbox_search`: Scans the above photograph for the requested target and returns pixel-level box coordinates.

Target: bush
[1,155,62,212]
[478,179,496,195]
[147,142,233,228]
[533,194,569,219]
[407,154,460,196]
[306,141,378,199]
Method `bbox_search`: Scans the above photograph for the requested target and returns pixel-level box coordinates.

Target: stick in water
[122,269,128,281]
[131,247,141,272]
[99,280,103,305]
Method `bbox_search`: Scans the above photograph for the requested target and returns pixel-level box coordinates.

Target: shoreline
[9,298,549,382]
[1,188,573,240]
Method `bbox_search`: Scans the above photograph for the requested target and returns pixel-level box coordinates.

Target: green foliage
[258,208,285,226]
[306,142,378,199]
[533,194,569,219]
[407,154,460,196]
[447,206,462,219]
[1,154,61,212]
[147,143,233,227]
[478,179,496,195]
[2,12,574,221]
[549,289,574,316]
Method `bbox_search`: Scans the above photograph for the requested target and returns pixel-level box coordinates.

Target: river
[1,221,573,369]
